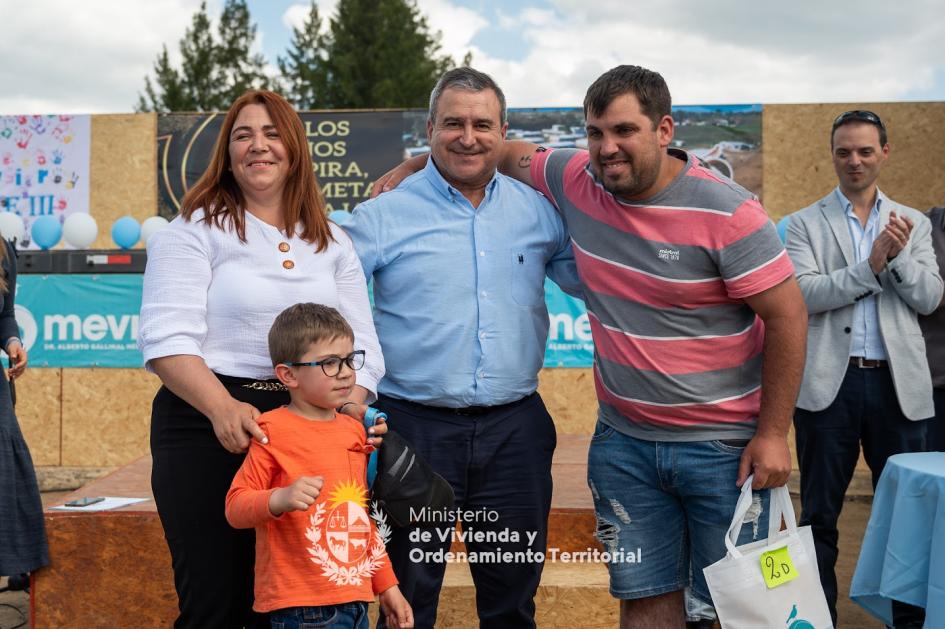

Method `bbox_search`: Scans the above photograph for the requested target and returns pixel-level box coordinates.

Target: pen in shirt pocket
[517,253,524,264]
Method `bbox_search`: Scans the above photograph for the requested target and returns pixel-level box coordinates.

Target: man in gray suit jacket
[786,110,944,628]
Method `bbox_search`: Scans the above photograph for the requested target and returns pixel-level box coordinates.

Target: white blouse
[138,209,384,400]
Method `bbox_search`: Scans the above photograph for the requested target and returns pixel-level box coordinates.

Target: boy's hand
[269,476,323,516]
[378,585,413,628]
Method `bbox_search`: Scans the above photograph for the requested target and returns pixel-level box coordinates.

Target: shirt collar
[422,155,500,203]
[835,186,883,220]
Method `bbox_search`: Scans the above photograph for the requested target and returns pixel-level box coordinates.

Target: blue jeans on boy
[270,602,368,629]
[587,420,770,605]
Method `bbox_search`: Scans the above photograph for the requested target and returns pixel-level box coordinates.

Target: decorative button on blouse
[282,260,295,270]
[278,242,290,252]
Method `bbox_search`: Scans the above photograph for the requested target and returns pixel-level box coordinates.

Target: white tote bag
[703,477,833,628]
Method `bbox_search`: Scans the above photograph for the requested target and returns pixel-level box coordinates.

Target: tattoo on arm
[517,146,548,169]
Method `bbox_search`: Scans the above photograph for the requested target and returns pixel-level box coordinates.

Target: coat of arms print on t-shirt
[306,480,392,585]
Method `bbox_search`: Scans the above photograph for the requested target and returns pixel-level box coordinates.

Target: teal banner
[543,279,593,368]
[16,274,143,368]
[13,275,594,368]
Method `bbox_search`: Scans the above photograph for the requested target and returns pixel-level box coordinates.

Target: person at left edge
[344,67,582,629]
[0,237,47,583]
[138,90,385,629]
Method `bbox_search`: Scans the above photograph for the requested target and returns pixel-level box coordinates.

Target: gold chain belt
[241,381,287,392]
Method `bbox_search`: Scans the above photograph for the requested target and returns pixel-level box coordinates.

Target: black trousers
[374,393,556,629]
[150,375,288,629]
[794,364,926,627]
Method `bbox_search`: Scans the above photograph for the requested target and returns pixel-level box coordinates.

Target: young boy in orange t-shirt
[226,303,412,629]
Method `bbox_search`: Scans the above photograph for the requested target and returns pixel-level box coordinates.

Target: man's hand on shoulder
[370,154,428,198]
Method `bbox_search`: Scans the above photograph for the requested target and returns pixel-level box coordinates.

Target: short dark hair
[429,66,507,125]
[830,110,888,147]
[583,65,672,129]
[268,303,354,366]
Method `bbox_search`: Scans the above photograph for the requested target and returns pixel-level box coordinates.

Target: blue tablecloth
[850,452,945,627]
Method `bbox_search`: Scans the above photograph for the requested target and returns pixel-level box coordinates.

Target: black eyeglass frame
[285,350,366,377]
[831,110,887,138]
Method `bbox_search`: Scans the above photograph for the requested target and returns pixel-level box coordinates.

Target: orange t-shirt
[225,407,397,612]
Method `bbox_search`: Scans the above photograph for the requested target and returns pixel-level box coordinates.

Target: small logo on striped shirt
[657,248,680,261]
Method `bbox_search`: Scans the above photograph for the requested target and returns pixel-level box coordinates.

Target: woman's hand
[207,397,268,453]
[6,339,27,380]
[150,355,270,454]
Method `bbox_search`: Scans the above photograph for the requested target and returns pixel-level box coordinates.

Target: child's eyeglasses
[286,350,366,377]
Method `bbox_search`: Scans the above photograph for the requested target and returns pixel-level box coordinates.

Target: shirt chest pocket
[347,447,369,485]
[509,247,546,307]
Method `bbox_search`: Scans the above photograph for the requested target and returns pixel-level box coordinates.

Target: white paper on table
[49,497,149,512]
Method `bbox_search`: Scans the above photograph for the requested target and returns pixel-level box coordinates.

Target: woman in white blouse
[138,90,384,629]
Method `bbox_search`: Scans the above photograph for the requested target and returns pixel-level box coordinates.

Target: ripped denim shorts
[586,420,770,605]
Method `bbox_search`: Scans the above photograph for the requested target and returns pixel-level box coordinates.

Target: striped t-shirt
[531,148,794,441]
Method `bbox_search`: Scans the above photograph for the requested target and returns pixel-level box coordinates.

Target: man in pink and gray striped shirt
[376,64,808,628]
[505,66,808,628]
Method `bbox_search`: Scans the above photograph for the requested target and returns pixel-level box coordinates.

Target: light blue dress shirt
[837,187,887,360]
[345,158,582,407]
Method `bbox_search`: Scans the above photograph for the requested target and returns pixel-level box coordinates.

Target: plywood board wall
[60,368,161,466]
[89,113,157,248]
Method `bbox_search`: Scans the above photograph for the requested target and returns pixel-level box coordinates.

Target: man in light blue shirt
[840,187,886,360]
[786,110,942,628]
[344,67,581,629]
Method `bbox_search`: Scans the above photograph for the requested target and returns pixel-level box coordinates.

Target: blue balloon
[328,210,351,225]
[31,215,62,250]
[111,216,141,249]
[776,215,792,244]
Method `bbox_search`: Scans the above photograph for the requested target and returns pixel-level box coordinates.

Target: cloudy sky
[2,0,944,114]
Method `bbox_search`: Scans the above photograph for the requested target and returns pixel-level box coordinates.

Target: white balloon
[0,213,25,243]
[62,212,98,249]
[141,216,170,245]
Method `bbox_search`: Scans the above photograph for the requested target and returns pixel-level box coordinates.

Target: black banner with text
[157,105,761,219]
[157,110,420,218]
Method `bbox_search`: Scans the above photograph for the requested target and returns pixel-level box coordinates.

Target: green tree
[319,0,457,109]
[178,1,222,109]
[277,1,330,110]
[215,0,271,106]
[137,0,269,112]
[136,45,188,112]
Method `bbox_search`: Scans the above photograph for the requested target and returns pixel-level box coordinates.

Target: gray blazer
[786,189,944,420]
